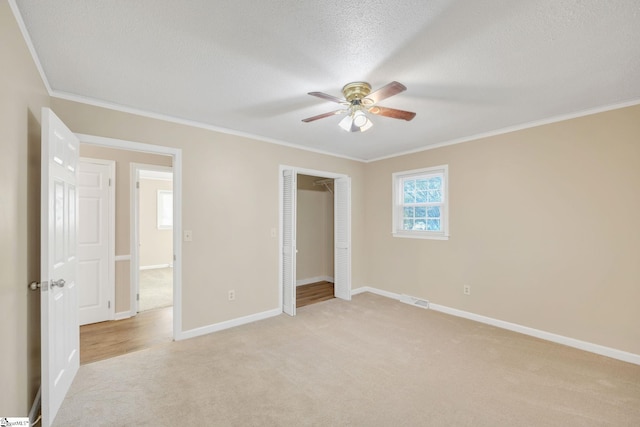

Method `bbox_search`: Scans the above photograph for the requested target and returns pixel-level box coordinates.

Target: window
[157,190,173,229]
[392,165,448,240]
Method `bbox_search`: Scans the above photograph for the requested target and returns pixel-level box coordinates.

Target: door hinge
[173,254,176,261]
[136,181,140,189]
[137,293,140,301]
[108,300,111,309]
[108,178,112,187]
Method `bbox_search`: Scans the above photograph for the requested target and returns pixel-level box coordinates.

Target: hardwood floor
[296,281,335,308]
[80,307,173,365]
[80,282,332,364]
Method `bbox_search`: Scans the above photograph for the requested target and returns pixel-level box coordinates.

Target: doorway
[75,134,182,364]
[295,174,335,308]
[280,166,351,316]
[134,166,174,313]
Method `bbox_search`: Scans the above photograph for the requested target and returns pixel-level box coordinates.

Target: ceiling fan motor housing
[342,82,372,102]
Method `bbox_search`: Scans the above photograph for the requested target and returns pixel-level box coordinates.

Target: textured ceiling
[13,0,640,161]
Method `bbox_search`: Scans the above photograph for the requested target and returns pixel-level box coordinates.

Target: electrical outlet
[228,290,235,301]
[463,285,471,295]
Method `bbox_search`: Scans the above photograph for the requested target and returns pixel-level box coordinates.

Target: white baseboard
[176,308,281,341]
[352,286,398,299]
[140,263,172,270]
[114,311,132,321]
[352,286,640,366]
[296,276,334,286]
[29,387,41,424]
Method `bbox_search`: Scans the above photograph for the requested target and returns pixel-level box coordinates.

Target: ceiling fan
[302,81,416,132]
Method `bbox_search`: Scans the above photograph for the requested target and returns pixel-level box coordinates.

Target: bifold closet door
[334,176,351,300]
[282,170,297,316]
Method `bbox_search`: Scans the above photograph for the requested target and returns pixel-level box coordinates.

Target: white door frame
[76,133,183,340]
[278,165,352,314]
[78,157,116,324]
[131,163,174,314]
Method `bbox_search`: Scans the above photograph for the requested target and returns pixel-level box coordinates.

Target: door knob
[51,279,66,288]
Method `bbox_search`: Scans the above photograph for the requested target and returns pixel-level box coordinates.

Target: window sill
[392,232,449,240]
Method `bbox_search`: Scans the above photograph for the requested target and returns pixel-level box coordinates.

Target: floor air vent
[399,294,429,309]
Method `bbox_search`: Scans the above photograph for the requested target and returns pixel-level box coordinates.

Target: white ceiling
[13,0,640,161]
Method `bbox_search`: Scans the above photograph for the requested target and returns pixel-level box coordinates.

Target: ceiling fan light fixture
[338,109,373,132]
[338,114,353,132]
[352,110,368,127]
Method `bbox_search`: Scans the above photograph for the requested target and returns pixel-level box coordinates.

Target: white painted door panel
[41,108,80,427]
[78,161,111,325]
[282,170,296,316]
[334,176,351,300]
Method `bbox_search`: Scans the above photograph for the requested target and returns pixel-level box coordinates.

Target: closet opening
[296,175,335,308]
[280,166,351,317]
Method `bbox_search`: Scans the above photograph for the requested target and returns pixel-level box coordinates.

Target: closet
[295,174,335,307]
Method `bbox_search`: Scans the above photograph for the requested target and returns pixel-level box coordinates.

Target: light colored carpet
[138,267,173,311]
[54,293,640,426]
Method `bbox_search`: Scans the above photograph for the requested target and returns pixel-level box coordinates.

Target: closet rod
[312,178,334,194]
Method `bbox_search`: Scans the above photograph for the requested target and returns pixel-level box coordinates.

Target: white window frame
[157,189,173,230]
[392,165,449,240]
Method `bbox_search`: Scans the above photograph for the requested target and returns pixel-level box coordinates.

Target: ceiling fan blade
[301,109,345,122]
[308,92,347,104]
[368,106,416,121]
[366,81,407,104]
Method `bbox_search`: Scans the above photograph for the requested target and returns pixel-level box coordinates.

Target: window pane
[428,176,442,189]
[403,219,414,230]
[427,190,442,202]
[403,207,414,218]
[404,180,415,193]
[404,192,415,204]
[416,179,428,191]
[415,207,426,218]
[403,180,415,203]
[427,219,441,231]
[415,191,427,203]
[414,219,426,230]
[427,206,440,218]
[157,190,173,229]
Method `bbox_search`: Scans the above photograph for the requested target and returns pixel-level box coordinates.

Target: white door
[282,170,297,316]
[78,160,113,325]
[41,108,80,427]
[334,176,351,300]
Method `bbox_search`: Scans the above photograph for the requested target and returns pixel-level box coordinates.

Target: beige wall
[296,185,334,283]
[50,97,367,331]
[364,105,640,354]
[139,178,173,267]
[80,145,172,313]
[0,2,50,415]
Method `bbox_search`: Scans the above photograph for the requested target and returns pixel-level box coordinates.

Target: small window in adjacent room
[157,190,173,229]
[392,165,449,240]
